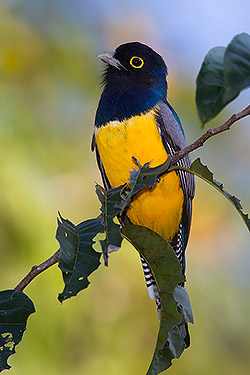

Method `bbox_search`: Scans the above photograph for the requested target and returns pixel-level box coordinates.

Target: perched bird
[92,42,195,346]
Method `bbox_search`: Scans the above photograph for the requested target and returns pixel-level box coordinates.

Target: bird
[92,41,195,347]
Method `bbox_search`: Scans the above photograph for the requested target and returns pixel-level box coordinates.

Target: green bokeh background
[0,1,249,374]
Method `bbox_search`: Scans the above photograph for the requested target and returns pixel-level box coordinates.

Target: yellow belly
[94,108,184,241]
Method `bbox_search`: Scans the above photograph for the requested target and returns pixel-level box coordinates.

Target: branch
[170,104,250,166]
[15,249,60,292]
[12,105,250,293]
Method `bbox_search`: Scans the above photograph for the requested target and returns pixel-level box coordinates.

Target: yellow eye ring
[130,56,144,69]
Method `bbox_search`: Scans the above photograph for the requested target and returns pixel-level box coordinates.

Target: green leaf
[56,214,103,302]
[0,290,35,372]
[116,157,171,214]
[196,32,250,125]
[224,33,250,103]
[122,157,171,209]
[95,184,125,266]
[196,46,226,125]
[122,225,186,375]
[171,158,250,232]
[127,158,156,198]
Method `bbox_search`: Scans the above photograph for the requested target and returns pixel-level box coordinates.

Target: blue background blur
[0,1,250,374]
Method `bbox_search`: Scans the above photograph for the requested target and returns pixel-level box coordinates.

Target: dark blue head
[95,42,168,127]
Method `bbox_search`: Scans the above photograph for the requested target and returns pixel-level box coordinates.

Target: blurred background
[0,1,249,374]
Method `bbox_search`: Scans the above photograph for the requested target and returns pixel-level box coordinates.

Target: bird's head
[99,42,168,97]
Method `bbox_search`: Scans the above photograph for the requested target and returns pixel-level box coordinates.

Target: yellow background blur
[0,1,249,374]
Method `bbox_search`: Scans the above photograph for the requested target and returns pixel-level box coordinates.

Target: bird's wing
[154,100,195,266]
[94,143,111,190]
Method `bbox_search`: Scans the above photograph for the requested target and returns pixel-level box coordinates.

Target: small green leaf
[120,157,171,212]
[122,225,186,375]
[171,158,250,231]
[196,46,226,125]
[128,158,154,197]
[56,214,103,302]
[128,156,171,197]
[0,289,35,372]
[196,33,250,125]
[95,184,125,265]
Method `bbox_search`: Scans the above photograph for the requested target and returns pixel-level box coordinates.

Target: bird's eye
[130,56,144,69]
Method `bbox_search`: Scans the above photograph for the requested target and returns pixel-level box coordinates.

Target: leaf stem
[170,104,250,166]
[14,249,60,292]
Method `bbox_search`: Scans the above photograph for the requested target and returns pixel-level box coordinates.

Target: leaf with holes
[56,214,103,302]
[0,290,35,372]
[122,225,189,375]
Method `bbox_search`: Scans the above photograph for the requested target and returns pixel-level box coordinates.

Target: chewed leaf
[128,157,171,199]
[171,158,250,231]
[122,225,187,375]
[0,290,35,372]
[119,156,171,213]
[56,214,103,302]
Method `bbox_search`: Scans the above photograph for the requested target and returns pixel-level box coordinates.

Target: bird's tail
[140,256,191,348]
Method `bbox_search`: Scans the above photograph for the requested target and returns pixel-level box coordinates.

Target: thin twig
[170,104,250,166]
[15,249,60,292]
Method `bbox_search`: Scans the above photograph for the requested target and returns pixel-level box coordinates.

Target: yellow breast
[94,108,184,241]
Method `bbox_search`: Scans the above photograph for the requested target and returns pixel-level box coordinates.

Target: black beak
[98,51,127,71]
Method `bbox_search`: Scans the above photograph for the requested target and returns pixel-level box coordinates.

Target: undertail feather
[171,223,185,274]
[140,256,161,320]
